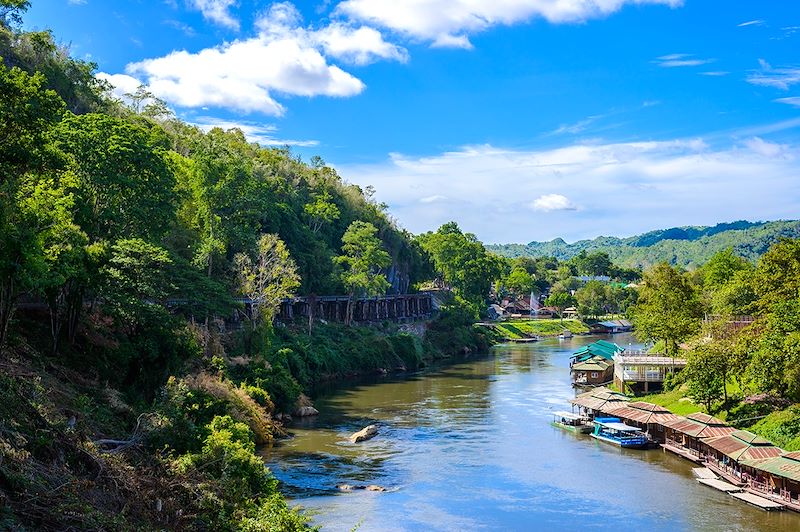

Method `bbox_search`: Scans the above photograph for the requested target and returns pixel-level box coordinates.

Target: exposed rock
[337,484,386,492]
[349,424,378,443]
[294,406,319,417]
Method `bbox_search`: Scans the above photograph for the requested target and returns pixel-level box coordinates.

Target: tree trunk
[0,277,16,349]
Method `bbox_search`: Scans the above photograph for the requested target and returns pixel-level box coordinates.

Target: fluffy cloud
[531,194,577,212]
[109,2,406,115]
[335,139,799,243]
[96,72,142,100]
[747,59,800,90]
[189,0,240,30]
[337,0,682,48]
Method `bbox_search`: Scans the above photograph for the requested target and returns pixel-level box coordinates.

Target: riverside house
[612,350,687,393]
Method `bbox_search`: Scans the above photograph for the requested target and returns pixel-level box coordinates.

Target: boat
[590,417,649,448]
[551,411,593,434]
[558,330,573,339]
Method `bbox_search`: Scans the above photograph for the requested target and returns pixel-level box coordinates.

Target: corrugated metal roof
[627,401,671,413]
[572,357,612,371]
[703,431,783,461]
[686,412,727,426]
[740,454,800,482]
[570,387,629,410]
[571,341,624,362]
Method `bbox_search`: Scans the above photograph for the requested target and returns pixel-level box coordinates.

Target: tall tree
[0,63,65,347]
[418,222,501,306]
[234,234,300,339]
[753,238,800,312]
[630,263,703,356]
[336,221,391,324]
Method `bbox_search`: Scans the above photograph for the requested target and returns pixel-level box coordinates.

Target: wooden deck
[697,478,743,493]
[692,467,717,479]
[732,492,786,511]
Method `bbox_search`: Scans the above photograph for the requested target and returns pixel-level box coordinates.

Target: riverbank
[481,318,589,340]
[265,335,799,530]
[0,304,492,529]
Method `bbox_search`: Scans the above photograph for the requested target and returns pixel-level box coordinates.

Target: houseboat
[551,411,593,434]
[590,417,649,449]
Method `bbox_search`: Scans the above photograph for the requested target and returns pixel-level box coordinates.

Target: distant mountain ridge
[487,220,800,268]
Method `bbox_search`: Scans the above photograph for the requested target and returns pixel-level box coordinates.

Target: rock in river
[294,406,319,417]
[349,424,378,443]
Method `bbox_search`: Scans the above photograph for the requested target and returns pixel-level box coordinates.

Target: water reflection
[262,334,800,531]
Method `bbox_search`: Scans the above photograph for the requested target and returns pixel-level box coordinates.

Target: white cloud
[420,194,447,203]
[737,19,765,27]
[552,114,604,135]
[189,0,240,31]
[747,59,800,90]
[530,194,577,212]
[742,136,791,159]
[68,0,87,5]
[700,71,729,76]
[335,138,799,243]
[96,72,142,100]
[775,96,800,108]
[112,2,406,115]
[337,0,682,48]
[654,53,713,67]
[190,117,319,146]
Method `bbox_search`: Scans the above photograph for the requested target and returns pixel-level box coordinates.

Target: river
[261,334,800,531]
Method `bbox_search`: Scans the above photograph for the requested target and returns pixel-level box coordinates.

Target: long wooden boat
[590,417,649,448]
[551,411,593,434]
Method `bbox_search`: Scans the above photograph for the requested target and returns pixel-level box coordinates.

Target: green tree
[418,222,501,306]
[575,280,607,318]
[0,0,29,26]
[0,63,66,347]
[505,267,534,298]
[686,343,725,413]
[336,221,391,324]
[304,190,340,233]
[234,234,300,342]
[545,290,574,323]
[630,263,703,356]
[702,248,752,292]
[753,238,800,312]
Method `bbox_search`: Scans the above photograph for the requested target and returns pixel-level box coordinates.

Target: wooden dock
[661,442,704,464]
[506,337,539,343]
[697,478,743,493]
[732,492,785,511]
[692,467,717,480]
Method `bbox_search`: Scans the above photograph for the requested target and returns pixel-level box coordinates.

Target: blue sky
[26,0,800,244]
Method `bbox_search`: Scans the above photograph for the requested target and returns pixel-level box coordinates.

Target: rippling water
[261,334,800,531]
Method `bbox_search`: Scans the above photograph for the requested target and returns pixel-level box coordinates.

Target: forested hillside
[488,220,800,268]
[0,4,462,529]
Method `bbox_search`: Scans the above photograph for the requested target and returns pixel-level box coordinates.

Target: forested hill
[487,220,800,268]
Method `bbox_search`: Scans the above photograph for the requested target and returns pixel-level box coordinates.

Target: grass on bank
[489,318,590,339]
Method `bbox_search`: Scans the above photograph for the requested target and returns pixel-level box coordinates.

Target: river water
[261,334,800,531]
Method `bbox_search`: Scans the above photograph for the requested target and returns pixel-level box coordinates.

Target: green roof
[572,340,624,362]
[740,454,800,482]
[572,357,612,371]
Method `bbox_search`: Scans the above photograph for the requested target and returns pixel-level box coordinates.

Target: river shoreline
[264,334,800,531]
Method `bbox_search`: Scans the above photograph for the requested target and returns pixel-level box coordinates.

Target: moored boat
[558,330,573,339]
[590,417,649,448]
[551,411,593,434]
